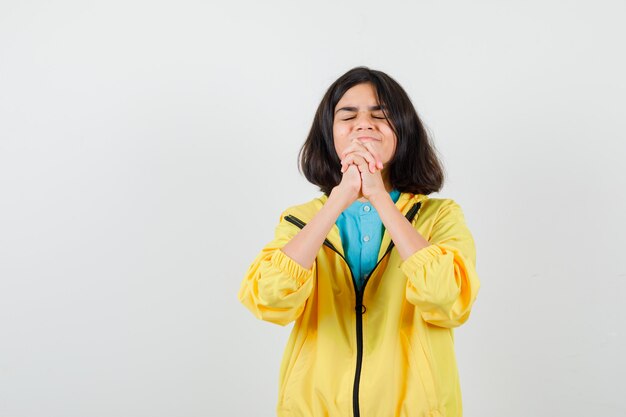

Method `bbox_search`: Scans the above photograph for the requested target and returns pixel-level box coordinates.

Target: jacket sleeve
[399,199,481,328]
[237,210,316,326]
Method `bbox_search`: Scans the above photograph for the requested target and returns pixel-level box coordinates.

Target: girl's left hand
[339,139,387,200]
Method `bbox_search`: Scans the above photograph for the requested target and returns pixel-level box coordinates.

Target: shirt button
[363,205,371,212]
[363,235,370,242]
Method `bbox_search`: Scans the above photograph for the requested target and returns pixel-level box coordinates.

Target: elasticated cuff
[271,249,314,286]
[399,244,443,277]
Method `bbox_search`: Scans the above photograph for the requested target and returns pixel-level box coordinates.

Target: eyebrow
[334,105,386,115]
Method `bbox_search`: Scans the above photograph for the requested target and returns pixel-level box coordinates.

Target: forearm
[281,194,346,270]
[369,192,430,261]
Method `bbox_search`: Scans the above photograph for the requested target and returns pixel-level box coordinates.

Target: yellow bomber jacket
[238,192,481,417]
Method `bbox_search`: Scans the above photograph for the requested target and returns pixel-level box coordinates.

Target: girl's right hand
[329,164,362,211]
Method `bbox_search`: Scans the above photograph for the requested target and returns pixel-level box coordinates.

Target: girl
[238,66,481,417]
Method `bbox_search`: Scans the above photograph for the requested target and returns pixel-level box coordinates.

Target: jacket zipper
[283,201,421,417]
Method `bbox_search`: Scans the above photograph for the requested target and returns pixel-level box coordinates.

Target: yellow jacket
[238,192,481,417]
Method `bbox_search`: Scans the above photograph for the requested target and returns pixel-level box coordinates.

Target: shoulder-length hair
[298,66,445,197]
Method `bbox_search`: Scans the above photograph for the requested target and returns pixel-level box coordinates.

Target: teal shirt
[335,189,401,290]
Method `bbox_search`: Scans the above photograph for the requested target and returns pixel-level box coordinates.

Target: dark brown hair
[298,66,445,197]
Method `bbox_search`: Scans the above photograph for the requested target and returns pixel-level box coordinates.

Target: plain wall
[1,0,625,416]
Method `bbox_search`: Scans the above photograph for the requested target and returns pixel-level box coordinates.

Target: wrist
[368,190,391,206]
[327,190,352,214]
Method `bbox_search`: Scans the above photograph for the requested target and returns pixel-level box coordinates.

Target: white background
[1,1,625,416]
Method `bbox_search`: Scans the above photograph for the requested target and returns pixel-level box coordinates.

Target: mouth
[356,136,381,142]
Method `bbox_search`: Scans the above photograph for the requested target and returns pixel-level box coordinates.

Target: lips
[356,136,381,142]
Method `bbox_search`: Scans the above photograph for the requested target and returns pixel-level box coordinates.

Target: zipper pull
[355,291,367,314]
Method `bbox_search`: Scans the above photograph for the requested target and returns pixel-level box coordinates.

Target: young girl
[238,66,481,417]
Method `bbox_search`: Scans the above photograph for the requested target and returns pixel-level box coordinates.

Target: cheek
[333,126,350,155]
[384,138,397,161]
[333,125,348,139]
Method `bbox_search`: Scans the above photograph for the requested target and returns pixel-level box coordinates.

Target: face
[333,82,397,170]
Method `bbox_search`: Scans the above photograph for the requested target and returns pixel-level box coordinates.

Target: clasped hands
[339,138,387,200]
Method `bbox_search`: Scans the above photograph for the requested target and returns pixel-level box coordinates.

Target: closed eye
[341,116,387,121]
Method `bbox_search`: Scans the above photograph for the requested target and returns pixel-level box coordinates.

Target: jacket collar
[285,192,430,260]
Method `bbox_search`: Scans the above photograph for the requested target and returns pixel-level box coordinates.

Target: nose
[355,113,375,131]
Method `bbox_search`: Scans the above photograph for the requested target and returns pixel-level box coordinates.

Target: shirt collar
[342,188,401,215]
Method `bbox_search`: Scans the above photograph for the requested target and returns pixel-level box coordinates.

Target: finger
[359,151,377,173]
[359,141,384,169]
[345,140,383,170]
[341,139,372,158]
[341,157,355,173]
[340,146,358,159]
[342,154,373,174]
[344,154,373,174]
[341,155,359,172]
[340,155,353,172]
[342,140,371,158]
[342,151,377,173]
[356,158,372,174]
[342,160,354,173]
[342,163,359,176]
